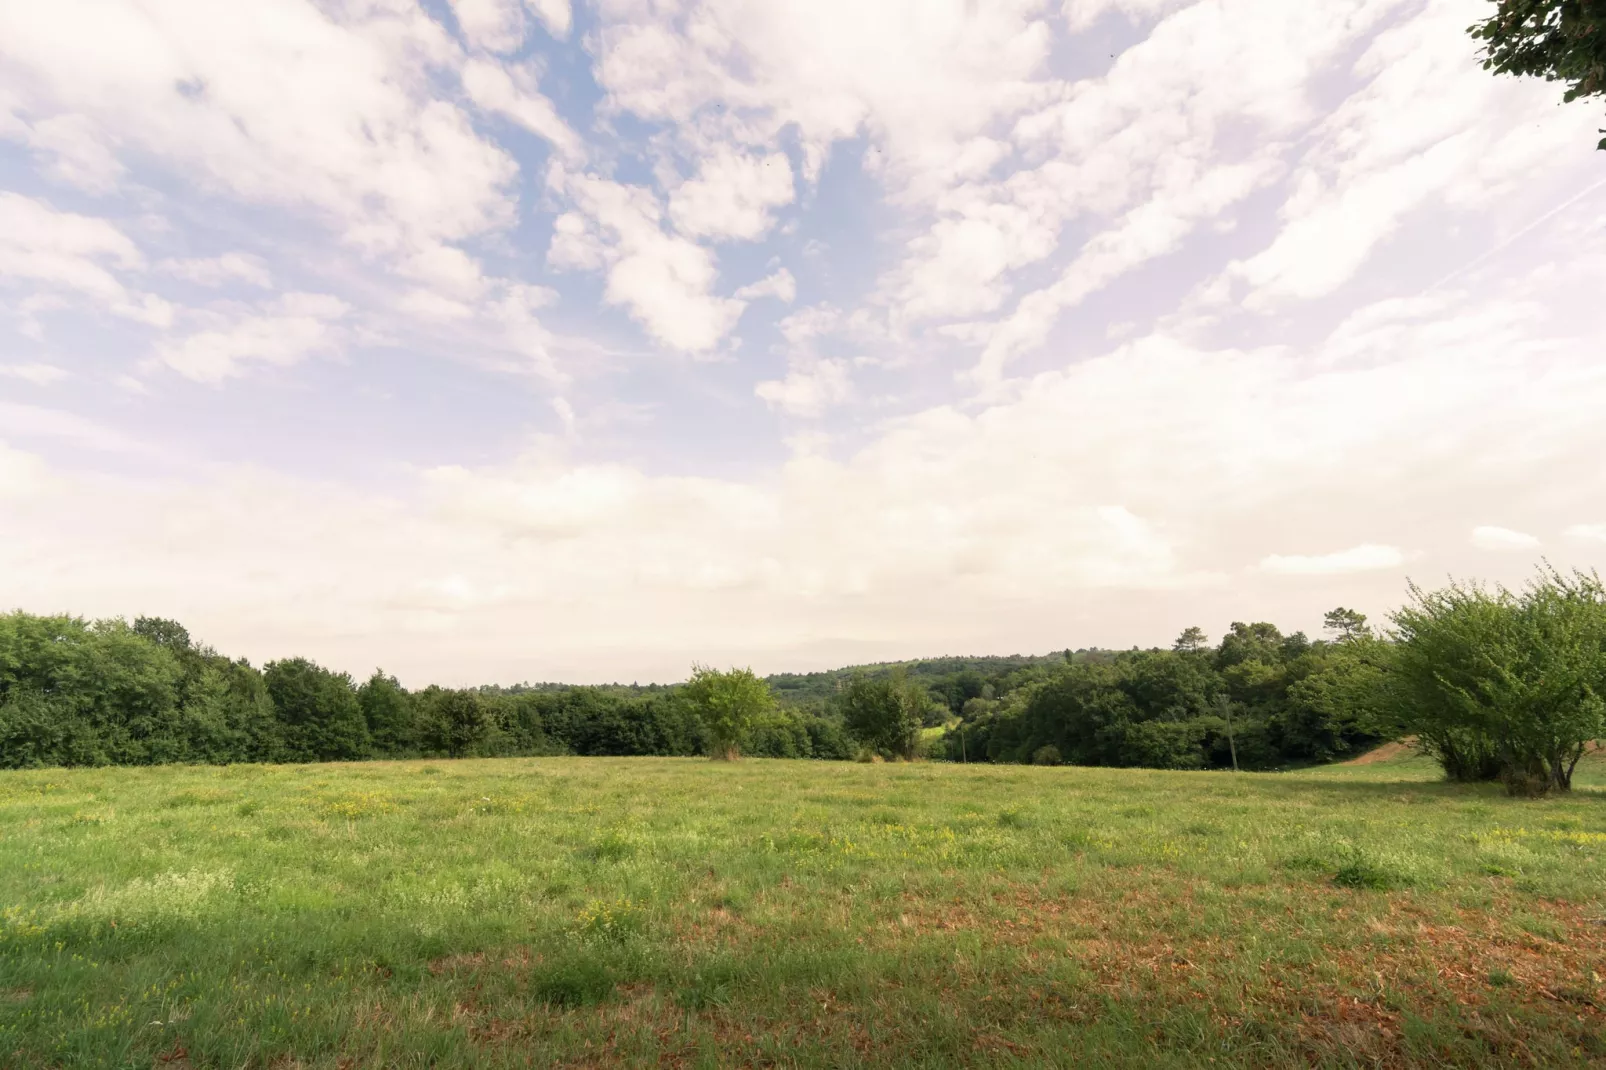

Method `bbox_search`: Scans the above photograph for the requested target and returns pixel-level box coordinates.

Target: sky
[2,0,1605,686]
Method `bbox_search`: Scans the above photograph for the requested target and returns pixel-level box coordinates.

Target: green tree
[1470,0,1606,149]
[264,658,370,762]
[1390,581,1507,782]
[1392,568,1606,793]
[417,687,489,758]
[1173,626,1209,653]
[838,672,927,760]
[681,665,774,760]
[1323,607,1371,643]
[133,616,192,650]
[1277,637,1394,761]
[1214,622,1285,670]
[358,670,416,755]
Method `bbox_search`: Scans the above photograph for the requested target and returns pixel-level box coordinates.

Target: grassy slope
[1,751,1603,1068]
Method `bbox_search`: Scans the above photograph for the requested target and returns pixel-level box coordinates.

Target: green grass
[2,750,1604,1068]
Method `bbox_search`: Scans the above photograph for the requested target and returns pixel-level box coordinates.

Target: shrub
[1031,744,1062,766]
[1392,567,1606,794]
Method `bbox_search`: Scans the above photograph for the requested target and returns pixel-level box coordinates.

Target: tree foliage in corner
[681,664,775,760]
[1470,0,1606,148]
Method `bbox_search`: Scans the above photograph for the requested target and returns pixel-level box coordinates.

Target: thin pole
[1218,695,1239,773]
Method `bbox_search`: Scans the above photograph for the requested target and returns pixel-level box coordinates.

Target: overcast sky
[2,0,1604,685]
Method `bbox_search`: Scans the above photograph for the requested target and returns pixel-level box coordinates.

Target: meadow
[1,752,1603,1068]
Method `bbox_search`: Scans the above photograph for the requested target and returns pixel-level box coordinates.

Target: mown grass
[1,751,1603,1068]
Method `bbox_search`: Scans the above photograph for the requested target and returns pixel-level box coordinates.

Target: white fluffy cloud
[461,58,581,159]
[591,0,1053,179]
[1260,544,1405,576]
[153,293,349,383]
[754,357,851,417]
[0,192,173,326]
[734,268,796,303]
[547,168,744,352]
[16,113,126,193]
[669,149,794,241]
[0,0,517,252]
[1224,0,1596,312]
[448,0,527,52]
[1470,526,1542,552]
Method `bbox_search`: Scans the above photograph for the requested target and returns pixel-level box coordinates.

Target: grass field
[2,751,1604,1068]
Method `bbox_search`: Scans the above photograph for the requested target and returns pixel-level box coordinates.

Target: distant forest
[3,565,1602,795]
[0,610,1380,771]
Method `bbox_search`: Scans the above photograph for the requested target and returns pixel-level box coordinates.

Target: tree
[1391,580,1509,782]
[417,687,489,758]
[1470,0,1606,149]
[133,616,192,650]
[681,664,774,760]
[1214,622,1284,670]
[358,670,416,754]
[263,658,370,762]
[1323,607,1371,643]
[1277,637,1394,761]
[838,672,927,760]
[1173,626,1209,653]
[1391,568,1606,793]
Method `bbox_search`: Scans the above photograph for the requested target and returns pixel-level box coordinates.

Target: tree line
[941,565,1605,796]
[2,565,1602,794]
[0,617,856,769]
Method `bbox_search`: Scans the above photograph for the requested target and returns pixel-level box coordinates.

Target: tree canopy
[680,664,775,760]
[1470,0,1606,148]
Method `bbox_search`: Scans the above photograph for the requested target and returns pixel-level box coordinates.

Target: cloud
[19,112,126,193]
[527,0,572,39]
[461,58,583,159]
[1562,524,1606,545]
[889,203,1058,326]
[397,243,488,300]
[153,293,349,383]
[1260,544,1405,576]
[971,152,1282,379]
[669,148,794,241]
[734,268,796,303]
[0,403,158,455]
[1220,0,1594,313]
[547,168,744,352]
[6,271,1606,680]
[160,253,273,288]
[448,0,527,53]
[0,363,70,386]
[0,192,173,326]
[591,0,1053,182]
[754,357,850,417]
[4,0,1606,682]
[1470,526,1542,552]
[0,0,518,254]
